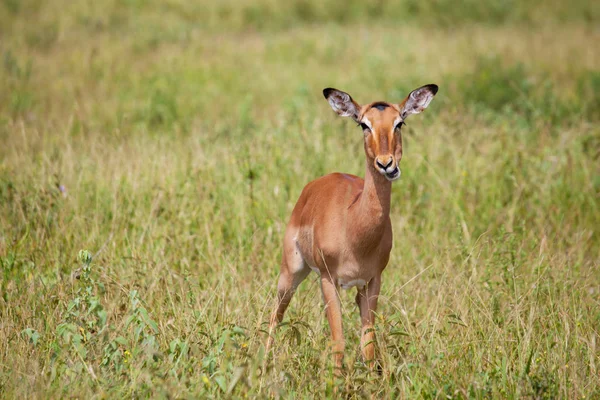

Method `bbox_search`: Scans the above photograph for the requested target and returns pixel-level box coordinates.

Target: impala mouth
[385,166,401,181]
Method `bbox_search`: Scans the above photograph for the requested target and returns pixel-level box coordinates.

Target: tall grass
[0,0,599,398]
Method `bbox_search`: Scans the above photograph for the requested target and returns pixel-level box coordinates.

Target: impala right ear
[323,88,361,122]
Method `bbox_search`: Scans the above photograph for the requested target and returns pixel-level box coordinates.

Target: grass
[0,0,599,398]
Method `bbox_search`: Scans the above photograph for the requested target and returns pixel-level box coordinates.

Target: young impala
[266,84,438,371]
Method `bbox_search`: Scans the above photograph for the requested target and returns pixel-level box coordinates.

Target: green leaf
[21,328,40,346]
[77,249,92,265]
[226,366,246,395]
[231,326,247,337]
[114,336,128,346]
[214,375,227,393]
[389,330,410,337]
[147,318,159,334]
[97,309,107,327]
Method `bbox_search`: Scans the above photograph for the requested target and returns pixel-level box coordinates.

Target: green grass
[1,0,599,398]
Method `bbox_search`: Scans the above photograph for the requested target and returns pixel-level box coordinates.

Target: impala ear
[399,84,438,120]
[323,88,361,122]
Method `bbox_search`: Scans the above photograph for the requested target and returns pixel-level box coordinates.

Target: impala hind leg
[321,276,345,374]
[266,252,310,353]
[356,274,382,371]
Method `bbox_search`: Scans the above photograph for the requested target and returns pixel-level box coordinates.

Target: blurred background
[1,0,599,398]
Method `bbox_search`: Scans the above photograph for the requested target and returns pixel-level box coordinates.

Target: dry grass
[1,1,599,398]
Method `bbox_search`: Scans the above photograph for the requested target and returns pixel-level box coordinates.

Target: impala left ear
[399,84,438,120]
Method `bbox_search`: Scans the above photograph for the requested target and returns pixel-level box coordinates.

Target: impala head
[323,84,438,181]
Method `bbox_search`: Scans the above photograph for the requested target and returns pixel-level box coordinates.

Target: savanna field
[1,1,599,398]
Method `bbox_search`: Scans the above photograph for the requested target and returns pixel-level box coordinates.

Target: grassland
[1,0,599,398]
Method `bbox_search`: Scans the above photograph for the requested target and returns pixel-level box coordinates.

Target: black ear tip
[427,84,439,95]
[323,88,334,98]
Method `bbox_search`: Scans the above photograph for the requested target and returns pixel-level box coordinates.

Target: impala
[266,84,438,371]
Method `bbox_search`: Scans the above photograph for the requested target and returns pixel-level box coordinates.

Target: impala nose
[375,155,401,181]
[375,156,394,171]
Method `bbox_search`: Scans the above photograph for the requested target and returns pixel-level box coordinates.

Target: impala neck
[357,160,392,228]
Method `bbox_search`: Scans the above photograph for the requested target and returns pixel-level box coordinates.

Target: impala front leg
[356,274,381,370]
[321,276,345,374]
